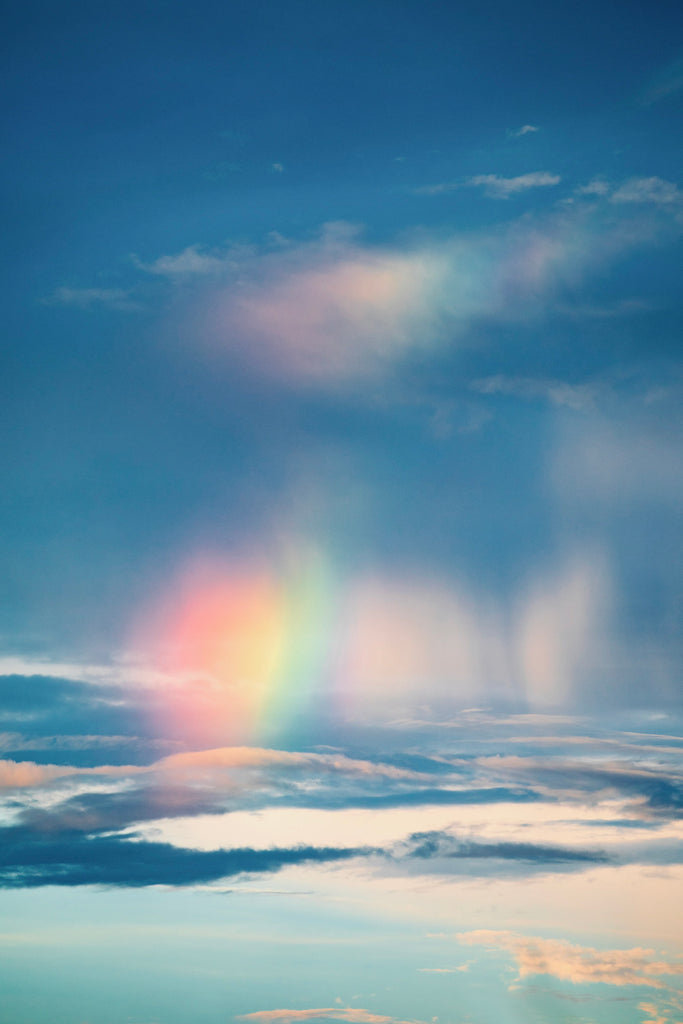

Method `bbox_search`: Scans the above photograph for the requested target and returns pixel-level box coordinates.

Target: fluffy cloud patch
[458,931,683,989]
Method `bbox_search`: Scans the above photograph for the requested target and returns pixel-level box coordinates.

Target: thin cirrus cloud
[572,175,681,206]
[639,56,683,105]
[416,171,560,198]
[471,374,599,410]
[468,172,561,198]
[0,745,427,790]
[457,930,683,990]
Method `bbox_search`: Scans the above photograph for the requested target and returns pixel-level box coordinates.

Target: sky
[1,1,683,1023]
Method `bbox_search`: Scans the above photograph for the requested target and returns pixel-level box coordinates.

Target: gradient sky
[2,3,683,1024]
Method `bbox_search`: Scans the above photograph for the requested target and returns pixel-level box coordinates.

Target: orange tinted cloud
[458,930,683,989]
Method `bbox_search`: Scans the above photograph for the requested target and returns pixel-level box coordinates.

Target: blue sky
[1,2,683,1023]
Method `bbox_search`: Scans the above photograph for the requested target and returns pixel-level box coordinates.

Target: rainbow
[132,545,344,744]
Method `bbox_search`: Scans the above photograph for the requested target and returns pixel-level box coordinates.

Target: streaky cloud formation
[0,826,371,888]
[237,1010,426,1024]
[467,172,561,198]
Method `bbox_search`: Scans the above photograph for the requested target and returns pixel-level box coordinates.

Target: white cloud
[610,177,681,205]
[508,125,539,137]
[575,178,611,197]
[467,172,561,198]
[416,171,559,199]
[133,244,236,277]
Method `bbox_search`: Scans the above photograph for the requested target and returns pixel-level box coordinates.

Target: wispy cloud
[507,124,540,137]
[113,191,682,390]
[573,176,681,207]
[397,829,609,872]
[610,177,681,205]
[575,178,611,197]
[416,171,560,199]
[471,375,599,411]
[640,56,683,106]
[457,931,683,989]
[46,287,139,311]
[0,826,371,888]
[133,244,239,277]
[468,172,561,198]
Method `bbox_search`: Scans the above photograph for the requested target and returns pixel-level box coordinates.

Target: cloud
[640,57,683,105]
[0,759,75,788]
[471,375,598,411]
[552,412,683,511]
[0,825,372,888]
[237,1008,425,1024]
[154,746,425,781]
[211,231,450,384]
[118,193,683,391]
[610,178,681,206]
[133,244,237,277]
[474,755,683,818]
[398,829,609,870]
[572,176,681,208]
[46,287,139,311]
[416,171,560,199]
[467,172,561,198]
[638,1002,667,1024]
[508,125,540,137]
[575,179,611,197]
[457,931,683,989]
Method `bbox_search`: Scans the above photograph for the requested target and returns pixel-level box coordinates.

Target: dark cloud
[0,825,372,888]
[401,830,610,865]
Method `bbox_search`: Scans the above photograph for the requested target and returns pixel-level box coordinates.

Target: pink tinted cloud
[0,759,74,788]
[458,930,683,989]
[237,1009,425,1024]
